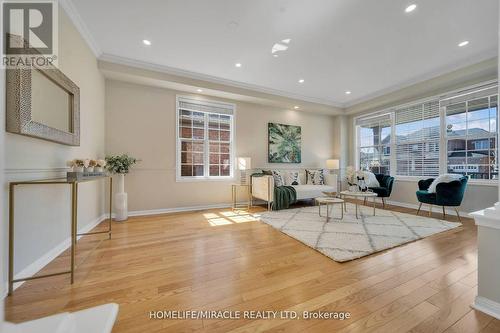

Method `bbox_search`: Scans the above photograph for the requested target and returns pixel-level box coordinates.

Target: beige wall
[345,60,499,214]
[346,58,497,115]
[1,36,6,307]
[105,80,337,212]
[3,8,106,279]
[474,10,500,311]
[477,227,500,304]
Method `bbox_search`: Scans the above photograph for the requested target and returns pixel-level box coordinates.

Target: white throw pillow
[364,172,380,188]
[271,170,285,187]
[427,174,463,193]
[285,170,301,186]
[306,169,325,185]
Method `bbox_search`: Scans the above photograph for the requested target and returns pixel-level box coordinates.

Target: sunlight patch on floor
[204,210,259,226]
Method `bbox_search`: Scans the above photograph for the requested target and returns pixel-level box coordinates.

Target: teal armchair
[416,176,468,221]
[369,173,395,208]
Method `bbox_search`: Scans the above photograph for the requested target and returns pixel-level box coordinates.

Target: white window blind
[176,97,234,180]
[356,114,392,175]
[394,100,440,177]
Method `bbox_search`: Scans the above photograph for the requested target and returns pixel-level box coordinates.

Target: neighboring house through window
[355,82,498,182]
[176,96,235,181]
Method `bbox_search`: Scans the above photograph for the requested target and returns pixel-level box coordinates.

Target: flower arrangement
[87,159,97,172]
[345,166,357,186]
[95,159,107,172]
[105,154,138,174]
[67,158,107,173]
[67,159,85,172]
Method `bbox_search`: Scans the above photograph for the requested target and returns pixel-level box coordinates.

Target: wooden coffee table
[315,197,345,221]
[339,191,378,219]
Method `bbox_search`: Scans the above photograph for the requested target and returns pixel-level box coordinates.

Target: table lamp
[237,157,252,185]
[326,159,341,193]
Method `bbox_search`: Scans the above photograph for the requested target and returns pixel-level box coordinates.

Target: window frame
[354,81,498,185]
[175,96,235,182]
[355,113,393,175]
[444,94,498,182]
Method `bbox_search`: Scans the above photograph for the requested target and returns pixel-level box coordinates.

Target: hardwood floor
[4,201,499,332]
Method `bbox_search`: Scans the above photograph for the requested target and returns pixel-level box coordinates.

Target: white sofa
[252,170,338,210]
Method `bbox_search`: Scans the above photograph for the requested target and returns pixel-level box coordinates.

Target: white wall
[3,8,106,282]
[105,80,337,212]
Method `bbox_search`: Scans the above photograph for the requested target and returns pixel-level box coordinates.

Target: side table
[231,184,252,210]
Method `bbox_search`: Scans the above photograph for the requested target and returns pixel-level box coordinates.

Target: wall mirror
[6,53,80,146]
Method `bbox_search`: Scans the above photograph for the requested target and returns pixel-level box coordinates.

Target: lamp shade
[236,157,252,170]
[326,159,339,170]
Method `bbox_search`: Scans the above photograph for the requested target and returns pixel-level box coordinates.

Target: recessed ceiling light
[281,38,291,44]
[294,106,300,109]
[273,54,279,58]
[458,40,469,47]
[142,39,151,46]
[405,4,417,13]
[235,63,242,68]
[197,89,203,92]
[272,43,288,54]
[345,91,352,95]
[298,79,305,83]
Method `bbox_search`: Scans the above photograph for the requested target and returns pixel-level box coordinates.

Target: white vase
[85,166,94,173]
[114,173,128,221]
[95,166,104,173]
[74,166,84,173]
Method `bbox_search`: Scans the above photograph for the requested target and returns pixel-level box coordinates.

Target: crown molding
[58,0,102,57]
[344,53,498,111]
[99,53,344,109]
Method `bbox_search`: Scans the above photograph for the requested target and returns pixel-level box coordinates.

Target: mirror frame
[6,55,80,146]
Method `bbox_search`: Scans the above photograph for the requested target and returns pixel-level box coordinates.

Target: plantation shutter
[394,100,440,177]
[355,113,391,128]
[177,97,234,179]
[178,98,234,115]
[356,113,392,175]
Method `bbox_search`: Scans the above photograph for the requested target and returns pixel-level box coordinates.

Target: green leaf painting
[268,123,302,163]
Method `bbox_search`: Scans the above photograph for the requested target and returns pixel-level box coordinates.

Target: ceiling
[69,0,498,108]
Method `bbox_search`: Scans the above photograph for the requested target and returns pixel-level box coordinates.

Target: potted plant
[105,154,138,221]
[67,159,86,173]
[86,159,97,173]
[95,159,107,173]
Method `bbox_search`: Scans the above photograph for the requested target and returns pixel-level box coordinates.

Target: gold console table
[8,176,113,295]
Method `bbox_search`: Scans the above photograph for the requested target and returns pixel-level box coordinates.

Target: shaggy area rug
[257,203,461,262]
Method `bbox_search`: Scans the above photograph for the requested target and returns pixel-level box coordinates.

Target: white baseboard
[3,202,256,298]
[7,213,109,294]
[472,296,500,320]
[385,199,471,218]
[126,203,233,217]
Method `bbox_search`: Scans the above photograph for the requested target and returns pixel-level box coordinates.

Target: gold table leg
[70,182,78,284]
[8,183,15,295]
[109,176,113,239]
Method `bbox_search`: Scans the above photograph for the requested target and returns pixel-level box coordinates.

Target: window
[356,114,391,175]
[176,97,234,180]
[394,100,440,177]
[354,82,498,182]
[443,89,497,180]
